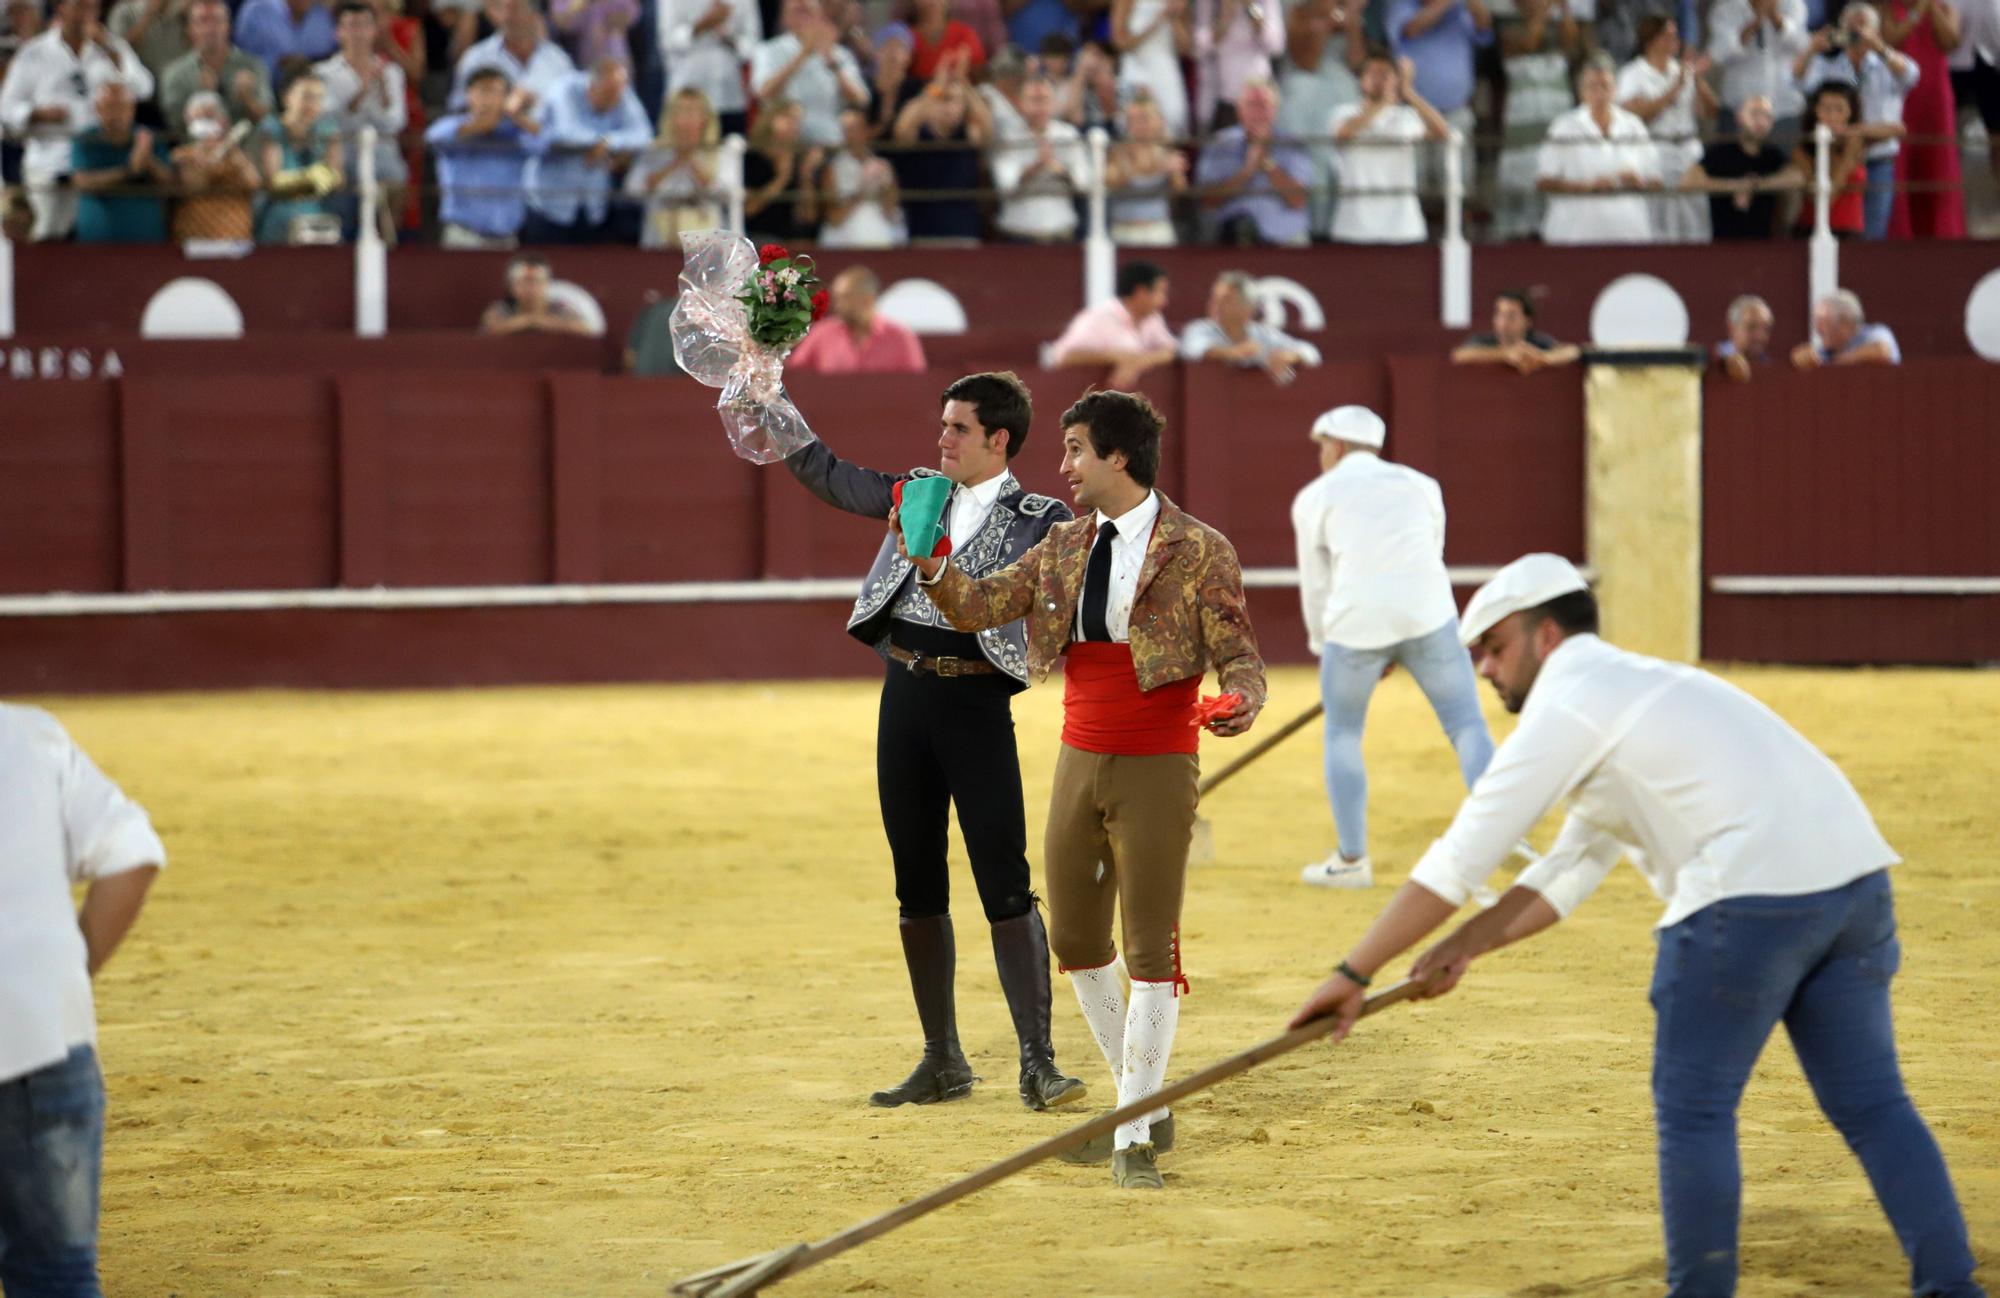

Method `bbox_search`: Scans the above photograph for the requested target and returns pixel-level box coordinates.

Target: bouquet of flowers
[669,231,830,465]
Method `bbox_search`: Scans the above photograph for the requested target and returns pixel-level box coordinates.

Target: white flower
[778,267,802,286]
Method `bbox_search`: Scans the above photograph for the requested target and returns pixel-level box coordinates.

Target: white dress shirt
[990,121,1089,239]
[1706,0,1810,115]
[449,33,577,109]
[1408,635,1897,930]
[659,0,761,113]
[0,705,166,1085]
[1291,450,1458,653]
[1328,102,1430,244]
[948,471,1010,549]
[0,27,155,181]
[313,52,410,184]
[1537,103,1658,244]
[1075,490,1163,644]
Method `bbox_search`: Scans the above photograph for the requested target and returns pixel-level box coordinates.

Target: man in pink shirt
[789,267,929,374]
[1047,260,1179,390]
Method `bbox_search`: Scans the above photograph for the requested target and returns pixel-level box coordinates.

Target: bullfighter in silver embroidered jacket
[783,371,1083,1113]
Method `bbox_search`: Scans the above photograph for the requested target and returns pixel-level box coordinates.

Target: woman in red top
[1886,0,1964,237]
[908,0,986,80]
[1792,82,1869,237]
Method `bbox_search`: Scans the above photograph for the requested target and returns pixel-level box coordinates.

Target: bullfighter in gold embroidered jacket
[898,390,1268,1192]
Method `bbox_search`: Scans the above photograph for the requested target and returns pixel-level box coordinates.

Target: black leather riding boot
[869,914,975,1107]
[990,906,1086,1111]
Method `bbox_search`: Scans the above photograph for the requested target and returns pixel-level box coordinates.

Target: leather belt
[887,644,999,677]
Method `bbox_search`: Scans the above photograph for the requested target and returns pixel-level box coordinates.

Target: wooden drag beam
[1190,701,1324,865]
[669,975,1430,1298]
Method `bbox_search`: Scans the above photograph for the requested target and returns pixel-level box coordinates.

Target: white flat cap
[1310,405,1386,449]
[1459,554,1590,647]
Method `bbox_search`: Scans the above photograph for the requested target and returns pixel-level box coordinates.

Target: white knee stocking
[1068,959,1127,1091]
[1115,978,1181,1151]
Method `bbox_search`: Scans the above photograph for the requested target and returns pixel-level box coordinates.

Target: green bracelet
[1336,959,1372,988]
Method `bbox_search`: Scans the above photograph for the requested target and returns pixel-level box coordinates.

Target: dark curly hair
[1059,390,1163,489]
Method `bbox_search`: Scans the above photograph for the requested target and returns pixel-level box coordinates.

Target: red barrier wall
[1702,360,2000,663]
[11,241,1994,362]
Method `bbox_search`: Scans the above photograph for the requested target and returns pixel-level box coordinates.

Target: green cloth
[625,298,685,377]
[158,49,273,136]
[898,476,951,559]
[71,130,169,244]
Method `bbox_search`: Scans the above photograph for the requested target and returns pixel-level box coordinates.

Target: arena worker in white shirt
[1289,554,1986,1298]
[1290,406,1498,891]
[1328,52,1452,244]
[1536,53,1659,243]
[0,703,165,1292]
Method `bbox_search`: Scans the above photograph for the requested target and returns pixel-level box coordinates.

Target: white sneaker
[1301,853,1373,889]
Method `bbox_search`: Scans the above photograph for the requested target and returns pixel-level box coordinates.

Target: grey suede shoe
[1111,1142,1164,1190]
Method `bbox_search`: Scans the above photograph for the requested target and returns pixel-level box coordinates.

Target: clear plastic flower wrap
[669,229,820,465]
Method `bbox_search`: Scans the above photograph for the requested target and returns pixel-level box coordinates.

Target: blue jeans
[1650,871,1984,1298]
[1319,620,1495,859]
[0,1046,104,1298]
[1864,155,1897,241]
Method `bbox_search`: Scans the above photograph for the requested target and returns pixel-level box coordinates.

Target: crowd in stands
[2,0,1995,244]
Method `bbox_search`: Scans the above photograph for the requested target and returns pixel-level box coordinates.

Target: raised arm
[783,438,902,517]
[916,530,1049,631]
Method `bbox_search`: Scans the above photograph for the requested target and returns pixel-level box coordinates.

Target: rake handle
[1197,702,1324,798]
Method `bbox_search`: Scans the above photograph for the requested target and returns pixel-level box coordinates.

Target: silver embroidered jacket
[784,440,1070,687]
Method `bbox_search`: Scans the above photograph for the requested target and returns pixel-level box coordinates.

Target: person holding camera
[1792,0,1918,238]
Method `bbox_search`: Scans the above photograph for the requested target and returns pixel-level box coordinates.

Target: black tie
[1081,519,1118,642]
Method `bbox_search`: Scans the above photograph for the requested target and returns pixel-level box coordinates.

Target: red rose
[811,289,830,322]
[758,243,789,265]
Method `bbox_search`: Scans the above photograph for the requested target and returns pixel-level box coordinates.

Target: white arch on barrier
[139,278,246,338]
[1963,268,2000,361]
[1253,276,1326,333]
[547,280,606,336]
[878,278,970,335]
[1589,273,1690,347]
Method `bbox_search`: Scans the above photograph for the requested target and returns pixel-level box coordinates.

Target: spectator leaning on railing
[1537,53,1659,244]
[1451,288,1581,371]
[1049,258,1179,389]
[71,77,169,240]
[480,251,596,333]
[426,64,545,247]
[1194,75,1309,244]
[1792,289,1901,366]
[1794,0,1918,240]
[625,84,722,247]
[450,0,575,109]
[1330,52,1452,245]
[256,69,343,242]
[158,0,271,135]
[1179,268,1321,384]
[989,71,1087,242]
[1104,91,1187,246]
[1684,93,1797,238]
[315,0,407,238]
[788,265,928,373]
[657,0,759,137]
[522,55,650,242]
[234,0,336,83]
[1616,15,1716,242]
[171,87,262,240]
[1788,80,1868,234]
[0,0,154,240]
[819,102,904,246]
[1715,292,1776,380]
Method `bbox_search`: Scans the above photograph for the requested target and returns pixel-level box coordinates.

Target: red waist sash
[1061,642,1200,756]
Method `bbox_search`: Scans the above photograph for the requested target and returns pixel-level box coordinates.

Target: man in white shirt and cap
[1289,554,1984,1298]
[0,703,165,1294]
[1291,405,1496,890]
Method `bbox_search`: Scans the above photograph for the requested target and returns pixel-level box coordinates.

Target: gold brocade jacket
[926,494,1268,714]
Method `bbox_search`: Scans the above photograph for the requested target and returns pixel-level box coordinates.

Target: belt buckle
[905,651,924,675]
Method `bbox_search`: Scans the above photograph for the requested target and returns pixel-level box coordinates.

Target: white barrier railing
[354,125,387,338]
[1083,126,1114,309]
[1440,126,1471,329]
[0,227,13,340]
[1808,122,1839,330]
[722,133,747,236]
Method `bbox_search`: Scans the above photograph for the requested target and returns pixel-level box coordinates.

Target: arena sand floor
[45,665,1999,1297]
